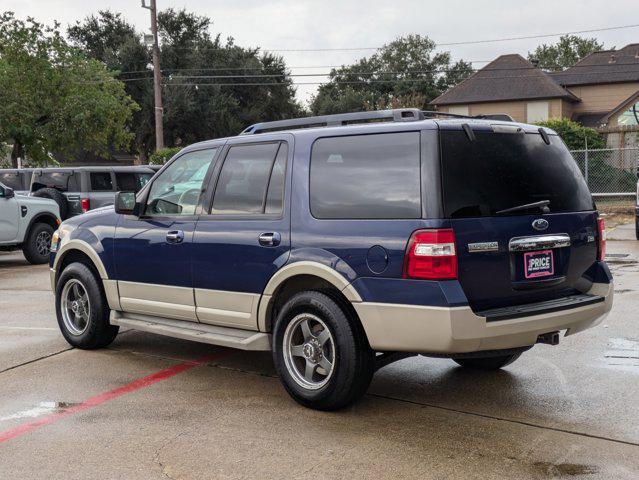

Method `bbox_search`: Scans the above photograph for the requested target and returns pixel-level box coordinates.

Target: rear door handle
[259,232,281,247]
[166,230,185,244]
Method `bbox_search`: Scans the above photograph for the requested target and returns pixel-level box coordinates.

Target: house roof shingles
[550,43,639,87]
[432,54,578,106]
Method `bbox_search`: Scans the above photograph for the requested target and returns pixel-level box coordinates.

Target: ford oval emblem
[532,219,549,231]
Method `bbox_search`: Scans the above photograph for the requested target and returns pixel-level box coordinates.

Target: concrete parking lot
[1,225,638,479]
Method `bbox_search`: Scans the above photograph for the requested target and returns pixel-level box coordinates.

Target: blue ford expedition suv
[49,109,613,410]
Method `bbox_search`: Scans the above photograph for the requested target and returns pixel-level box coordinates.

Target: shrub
[535,118,605,150]
[149,147,182,165]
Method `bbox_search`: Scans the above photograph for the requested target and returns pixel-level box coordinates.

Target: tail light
[597,217,606,261]
[403,229,457,280]
[81,198,90,213]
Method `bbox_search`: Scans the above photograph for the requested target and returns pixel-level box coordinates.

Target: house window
[448,105,469,116]
[617,102,639,126]
[526,101,549,123]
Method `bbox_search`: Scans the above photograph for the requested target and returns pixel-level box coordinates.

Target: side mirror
[115,191,139,215]
[0,186,15,199]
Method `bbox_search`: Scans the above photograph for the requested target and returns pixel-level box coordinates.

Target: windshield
[440,130,594,218]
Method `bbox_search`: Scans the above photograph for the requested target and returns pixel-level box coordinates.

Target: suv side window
[90,172,114,191]
[115,172,153,192]
[211,142,284,215]
[264,144,287,214]
[310,132,421,219]
[144,148,217,216]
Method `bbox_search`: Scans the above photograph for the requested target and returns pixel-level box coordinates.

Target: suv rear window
[310,132,421,219]
[440,131,594,218]
[90,172,114,191]
[34,171,79,191]
[0,172,23,190]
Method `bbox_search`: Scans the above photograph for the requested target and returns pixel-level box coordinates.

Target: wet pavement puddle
[532,462,599,477]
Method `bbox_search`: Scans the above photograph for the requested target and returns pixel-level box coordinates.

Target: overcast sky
[5,0,639,104]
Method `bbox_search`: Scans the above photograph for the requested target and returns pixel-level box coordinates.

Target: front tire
[22,222,53,264]
[55,262,119,349]
[452,352,522,370]
[272,291,375,411]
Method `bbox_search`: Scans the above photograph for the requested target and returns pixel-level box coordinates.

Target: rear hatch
[438,122,600,313]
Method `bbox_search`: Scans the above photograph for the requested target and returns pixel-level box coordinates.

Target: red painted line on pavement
[0,351,232,444]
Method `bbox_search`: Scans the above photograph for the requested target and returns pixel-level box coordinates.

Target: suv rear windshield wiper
[495,200,550,215]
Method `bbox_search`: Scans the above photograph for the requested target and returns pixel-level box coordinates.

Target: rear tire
[452,352,522,370]
[33,188,68,220]
[55,262,119,349]
[635,216,639,240]
[272,291,375,411]
[22,222,53,264]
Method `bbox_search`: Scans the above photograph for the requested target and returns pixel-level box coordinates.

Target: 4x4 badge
[532,219,549,231]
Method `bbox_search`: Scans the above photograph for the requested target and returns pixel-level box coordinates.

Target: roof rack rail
[421,110,514,122]
[240,108,425,135]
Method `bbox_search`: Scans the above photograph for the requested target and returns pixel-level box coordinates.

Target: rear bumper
[354,282,613,354]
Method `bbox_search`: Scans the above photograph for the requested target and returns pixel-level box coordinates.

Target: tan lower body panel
[194,289,259,329]
[117,281,197,322]
[103,280,121,311]
[354,282,613,354]
[49,268,56,292]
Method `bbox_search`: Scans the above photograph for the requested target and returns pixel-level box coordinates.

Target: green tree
[528,35,604,71]
[149,146,181,164]
[310,35,473,115]
[535,118,605,150]
[536,118,635,193]
[69,9,302,161]
[0,12,137,167]
[68,11,154,161]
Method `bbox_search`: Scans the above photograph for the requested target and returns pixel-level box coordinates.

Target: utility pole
[142,0,164,150]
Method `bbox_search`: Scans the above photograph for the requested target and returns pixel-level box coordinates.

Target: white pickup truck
[0,181,60,264]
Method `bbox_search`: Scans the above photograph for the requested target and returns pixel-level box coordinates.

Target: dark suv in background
[30,166,155,219]
[49,109,612,410]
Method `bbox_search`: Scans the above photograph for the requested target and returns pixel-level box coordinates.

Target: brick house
[432,44,639,147]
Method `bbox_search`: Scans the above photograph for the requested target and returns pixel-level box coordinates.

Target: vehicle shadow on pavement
[0,254,30,268]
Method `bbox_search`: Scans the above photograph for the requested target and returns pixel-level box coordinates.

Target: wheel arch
[24,212,59,241]
[258,262,363,333]
[53,240,108,282]
[53,241,120,310]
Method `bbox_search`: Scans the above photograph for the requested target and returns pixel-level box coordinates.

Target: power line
[161,23,639,53]
[115,59,639,78]
[114,67,639,84]
[423,23,639,47]
[163,80,444,86]
[154,68,639,86]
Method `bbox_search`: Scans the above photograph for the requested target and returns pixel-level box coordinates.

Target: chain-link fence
[570,147,639,197]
